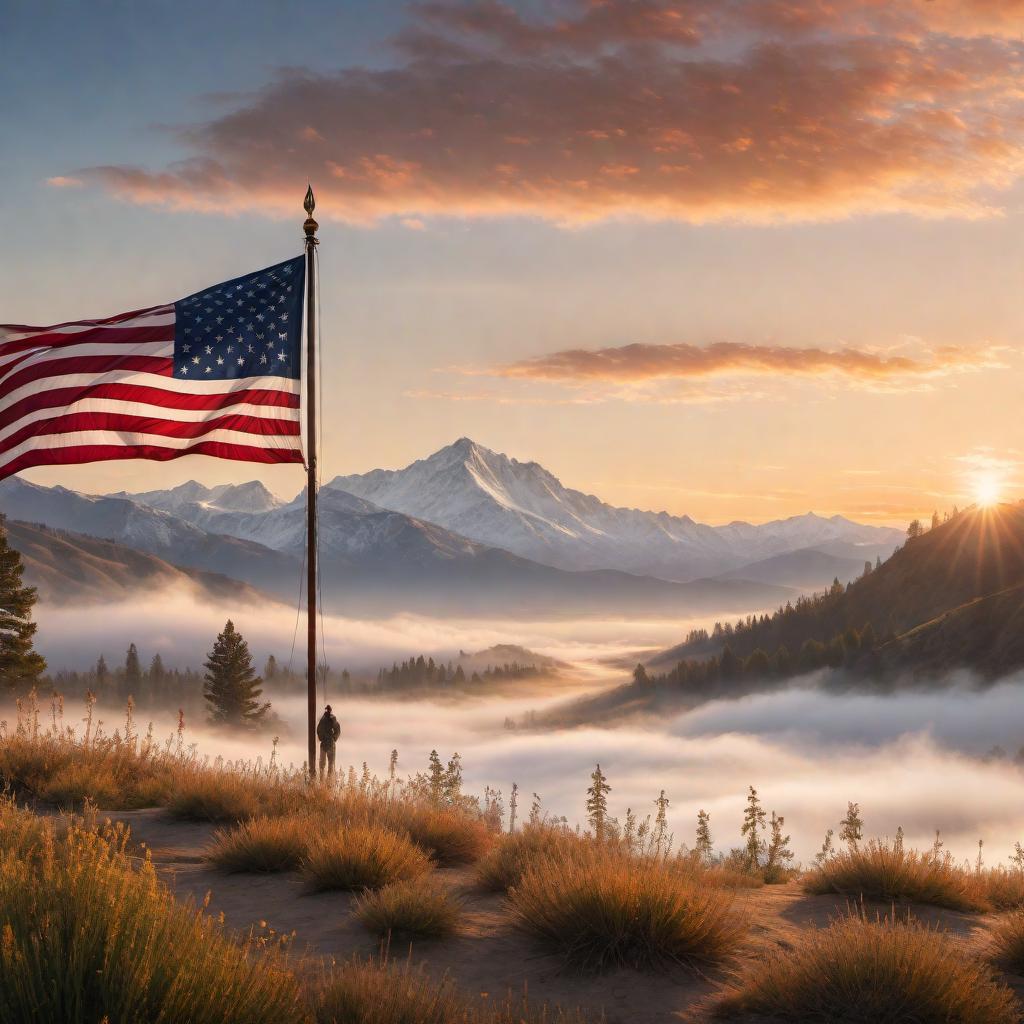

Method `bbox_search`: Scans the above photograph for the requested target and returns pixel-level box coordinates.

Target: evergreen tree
[764,811,794,881]
[632,663,650,686]
[839,801,863,851]
[586,763,611,842]
[202,620,269,726]
[815,828,835,865]
[653,790,671,855]
[0,519,45,688]
[96,655,109,690]
[443,752,463,802]
[741,786,767,870]
[124,643,142,697]
[264,654,278,680]
[149,653,165,683]
[695,809,713,864]
[427,750,445,803]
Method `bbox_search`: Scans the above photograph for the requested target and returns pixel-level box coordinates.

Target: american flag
[0,256,306,480]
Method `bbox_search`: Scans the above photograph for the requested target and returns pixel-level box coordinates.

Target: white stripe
[0,370,300,415]
[0,427,301,464]
[0,307,175,343]
[0,341,174,381]
[0,397,300,445]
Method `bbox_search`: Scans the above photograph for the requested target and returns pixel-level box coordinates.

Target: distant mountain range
[0,438,902,617]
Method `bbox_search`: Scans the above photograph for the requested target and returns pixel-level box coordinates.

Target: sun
[973,473,1002,507]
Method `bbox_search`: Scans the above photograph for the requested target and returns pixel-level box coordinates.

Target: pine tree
[741,786,767,870]
[124,643,141,698]
[695,809,713,864]
[586,763,611,842]
[815,828,835,864]
[764,811,794,882]
[443,752,463,802]
[931,829,945,861]
[96,655,109,690]
[264,654,278,680]
[0,518,45,688]
[202,620,269,726]
[427,750,445,803]
[839,801,863,851]
[632,663,649,686]
[894,825,905,854]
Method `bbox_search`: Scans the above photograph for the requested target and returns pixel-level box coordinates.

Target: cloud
[45,176,83,188]
[491,340,1006,391]
[74,1,1024,225]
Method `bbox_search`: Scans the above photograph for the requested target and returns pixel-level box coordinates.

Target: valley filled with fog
[25,592,1024,867]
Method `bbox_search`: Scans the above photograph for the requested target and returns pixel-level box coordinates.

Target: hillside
[651,502,1024,678]
[6,520,274,607]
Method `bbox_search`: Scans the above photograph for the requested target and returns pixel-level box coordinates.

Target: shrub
[509,845,745,972]
[986,868,1024,910]
[311,956,591,1023]
[207,815,310,872]
[806,839,989,912]
[991,910,1024,972]
[0,798,305,1024]
[354,877,462,940]
[166,771,263,822]
[303,824,431,891]
[476,825,581,892]
[714,912,1019,1023]
[390,803,493,866]
[37,762,121,809]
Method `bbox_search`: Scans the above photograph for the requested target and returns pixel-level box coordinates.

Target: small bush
[477,825,582,892]
[714,912,1019,1023]
[991,910,1024,972]
[37,762,121,809]
[166,771,263,822]
[311,956,592,1023]
[986,868,1024,911]
[355,877,462,940]
[806,840,989,912]
[303,824,431,891]
[207,815,310,872]
[393,803,493,866]
[0,799,305,1024]
[509,845,745,972]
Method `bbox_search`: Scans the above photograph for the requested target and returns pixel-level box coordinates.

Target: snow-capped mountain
[326,438,903,581]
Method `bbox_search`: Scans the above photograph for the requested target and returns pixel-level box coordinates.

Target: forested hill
[650,502,1024,679]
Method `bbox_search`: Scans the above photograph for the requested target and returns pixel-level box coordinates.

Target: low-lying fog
[24,594,1024,865]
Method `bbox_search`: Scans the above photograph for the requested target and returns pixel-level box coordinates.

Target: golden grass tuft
[387,803,493,866]
[806,840,990,912]
[354,877,462,940]
[509,844,745,973]
[986,868,1024,911]
[303,824,432,891]
[714,912,1019,1023]
[165,770,264,822]
[311,955,592,1023]
[207,814,311,872]
[0,796,305,1024]
[991,910,1024,972]
[476,825,583,892]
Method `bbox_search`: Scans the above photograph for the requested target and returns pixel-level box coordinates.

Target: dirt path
[108,808,1024,1023]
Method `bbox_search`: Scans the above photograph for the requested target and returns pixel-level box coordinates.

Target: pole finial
[303,185,319,240]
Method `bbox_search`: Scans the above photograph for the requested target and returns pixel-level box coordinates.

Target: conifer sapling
[202,620,270,726]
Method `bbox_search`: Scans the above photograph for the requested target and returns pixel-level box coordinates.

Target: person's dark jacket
[316,712,341,745]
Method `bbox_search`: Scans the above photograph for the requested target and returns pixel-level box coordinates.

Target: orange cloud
[45,176,83,188]
[76,1,1024,225]
[494,341,1007,385]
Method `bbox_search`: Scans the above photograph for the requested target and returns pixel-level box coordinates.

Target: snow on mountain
[326,438,903,581]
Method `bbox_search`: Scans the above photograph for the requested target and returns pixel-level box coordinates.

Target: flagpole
[303,185,319,779]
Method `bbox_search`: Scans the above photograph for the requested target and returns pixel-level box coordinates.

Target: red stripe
[0,305,167,335]
[1,354,174,395]
[0,441,304,480]
[0,412,300,454]
[0,382,299,433]
[0,323,174,359]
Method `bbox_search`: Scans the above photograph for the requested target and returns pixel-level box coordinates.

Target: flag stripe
[0,258,305,479]
[0,440,303,479]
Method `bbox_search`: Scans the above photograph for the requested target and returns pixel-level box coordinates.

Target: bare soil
[110,808,1024,1023]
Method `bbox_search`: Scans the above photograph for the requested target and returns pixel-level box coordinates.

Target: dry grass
[986,868,1024,911]
[392,802,493,866]
[806,840,990,912]
[207,814,311,872]
[991,910,1024,972]
[714,912,1020,1023]
[0,796,305,1024]
[354,877,462,940]
[311,955,592,1023]
[476,825,583,892]
[166,770,265,822]
[303,824,432,892]
[509,844,745,973]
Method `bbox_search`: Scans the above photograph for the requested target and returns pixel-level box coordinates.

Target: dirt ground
[107,808,1024,1024]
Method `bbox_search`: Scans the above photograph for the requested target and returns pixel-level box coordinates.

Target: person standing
[316,704,341,778]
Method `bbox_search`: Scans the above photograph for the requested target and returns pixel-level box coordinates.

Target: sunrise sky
[2,0,1023,525]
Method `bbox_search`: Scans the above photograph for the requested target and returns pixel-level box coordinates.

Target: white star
[256,333,264,341]
[215,335,223,343]
[226,345,234,354]
[247,290,255,298]
[180,366,189,375]
[205,345,213,355]
[182,344,191,353]
[237,356,245,366]
[204,366,213,374]
[260,353,267,364]
[247,344,255,353]
[215,316,223,324]
[192,356,200,365]
[278,332,288,341]
[216,356,224,366]
[276,350,286,360]
[256,313,264,322]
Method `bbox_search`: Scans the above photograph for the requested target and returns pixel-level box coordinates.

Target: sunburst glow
[973,474,1002,507]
